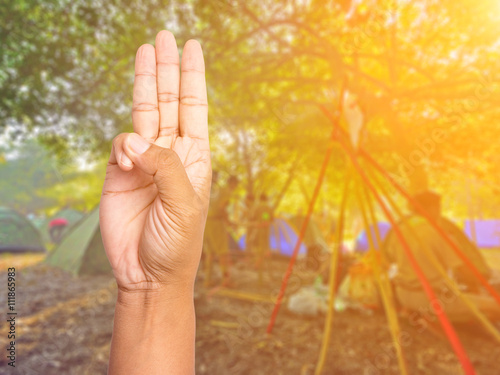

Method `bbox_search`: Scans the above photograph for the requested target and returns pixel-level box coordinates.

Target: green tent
[0,207,46,253]
[30,216,51,244]
[45,208,112,275]
[51,208,84,227]
[46,208,85,242]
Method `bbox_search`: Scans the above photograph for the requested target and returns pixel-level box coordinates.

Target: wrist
[113,285,195,346]
[116,283,194,309]
[110,282,196,375]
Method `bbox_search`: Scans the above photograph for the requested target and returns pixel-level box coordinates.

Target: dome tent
[47,208,84,241]
[465,219,500,248]
[354,222,391,252]
[238,218,307,257]
[0,207,45,253]
[290,215,329,254]
[45,208,112,275]
[50,208,84,227]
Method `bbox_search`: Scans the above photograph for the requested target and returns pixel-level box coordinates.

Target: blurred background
[2,0,500,374]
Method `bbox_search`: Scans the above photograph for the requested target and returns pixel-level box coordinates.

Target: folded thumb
[124,133,195,203]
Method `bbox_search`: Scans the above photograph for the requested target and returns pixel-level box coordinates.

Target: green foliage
[0,0,188,156]
[2,0,500,217]
[0,139,104,214]
[37,163,105,213]
[0,140,60,212]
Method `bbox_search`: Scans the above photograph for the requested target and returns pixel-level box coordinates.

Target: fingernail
[128,134,151,155]
[121,153,133,167]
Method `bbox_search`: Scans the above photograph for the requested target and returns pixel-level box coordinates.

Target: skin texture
[100,30,211,374]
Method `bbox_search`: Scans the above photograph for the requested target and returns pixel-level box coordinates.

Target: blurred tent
[30,216,47,231]
[45,208,111,275]
[228,233,241,252]
[0,207,45,253]
[465,220,500,249]
[30,216,51,245]
[47,208,84,239]
[440,218,491,279]
[51,208,84,225]
[382,217,490,279]
[354,222,391,253]
[290,215,329,253]
[238,218,307,257]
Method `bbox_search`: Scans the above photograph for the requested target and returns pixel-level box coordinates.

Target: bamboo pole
[316,110,476,374]
[267,81,347,334]
[320,103,500,307]
[358,182,410,375]
[315,174,351,375]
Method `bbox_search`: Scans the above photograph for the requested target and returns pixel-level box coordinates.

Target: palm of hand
[100,31,210,291]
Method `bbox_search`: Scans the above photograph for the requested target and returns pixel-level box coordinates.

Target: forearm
[108,289,196,375]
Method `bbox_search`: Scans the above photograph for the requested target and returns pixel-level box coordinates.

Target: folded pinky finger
[110,133,135,171]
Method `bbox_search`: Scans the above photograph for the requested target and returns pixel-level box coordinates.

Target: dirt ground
[0,254,499,375]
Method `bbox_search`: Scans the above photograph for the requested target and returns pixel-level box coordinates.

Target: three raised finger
[156,31,180,141]
[179,40,209,151]
[132,44,159,143]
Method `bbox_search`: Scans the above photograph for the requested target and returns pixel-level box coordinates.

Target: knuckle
[157,92,179,103]
[158,126,179,137]
[132,102,158,112]
[112,133,127,149]
[180,95,207,107]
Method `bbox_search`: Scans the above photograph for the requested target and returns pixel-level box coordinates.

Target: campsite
[3,1,500,374]
[1,249,500,375]
[1,211,500,374]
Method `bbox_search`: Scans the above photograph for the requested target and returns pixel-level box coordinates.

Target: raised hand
[100,30,211,296]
